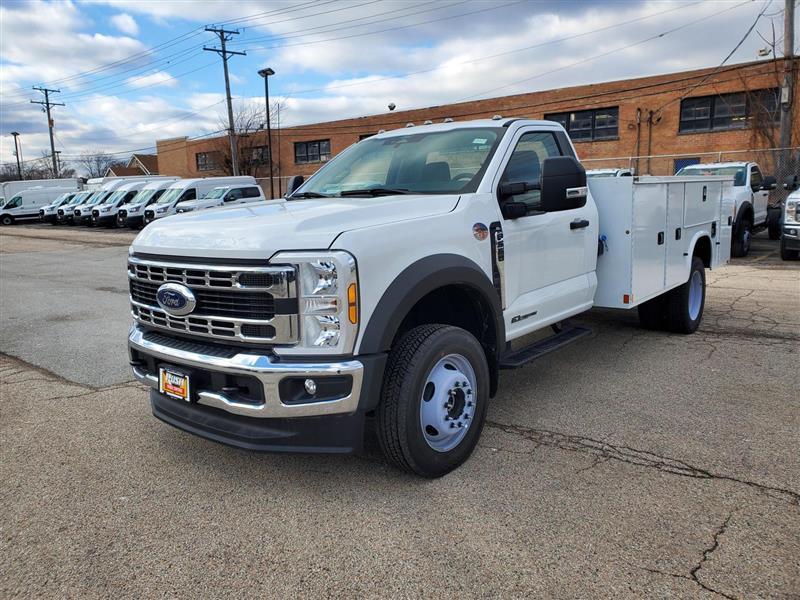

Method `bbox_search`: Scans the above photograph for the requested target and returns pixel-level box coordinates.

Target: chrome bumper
[128,325,363,419]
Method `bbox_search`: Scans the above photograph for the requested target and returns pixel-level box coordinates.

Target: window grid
[294,139,331,164]
[544,107,619,141]
[679,89,780,133]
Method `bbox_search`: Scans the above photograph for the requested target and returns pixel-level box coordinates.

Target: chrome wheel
[688,270,703,321]
[419,353,477,452]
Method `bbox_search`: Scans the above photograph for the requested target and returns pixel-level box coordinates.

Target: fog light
[304,379,317,395]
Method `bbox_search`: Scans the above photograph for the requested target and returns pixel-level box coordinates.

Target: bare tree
[211,99,285,177]
[78,151,116,178]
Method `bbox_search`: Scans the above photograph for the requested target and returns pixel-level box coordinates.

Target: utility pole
[31,87,64,178]
[258,67,275,198]
[10,132,22,179]
[778,0,795,182]
[204,27,246,176]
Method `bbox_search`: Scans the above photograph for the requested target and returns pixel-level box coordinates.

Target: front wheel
[376,324,489,478]
[732,220,751,257]
[0,214,13,226]
[665,256,706,334]
[767,208,781,240]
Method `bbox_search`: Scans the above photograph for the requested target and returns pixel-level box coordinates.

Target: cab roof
[372,117,563,139]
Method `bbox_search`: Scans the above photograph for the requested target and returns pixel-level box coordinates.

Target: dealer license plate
[159,367,190,402]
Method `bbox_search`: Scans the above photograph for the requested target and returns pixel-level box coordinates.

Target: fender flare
[358,254,505,356]
[733,200,754,232]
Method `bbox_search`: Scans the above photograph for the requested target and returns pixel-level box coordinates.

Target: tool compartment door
[631,182,668,303]
[665,183,687,288]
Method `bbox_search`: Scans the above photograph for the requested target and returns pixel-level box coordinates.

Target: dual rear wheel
[638,256,706,334]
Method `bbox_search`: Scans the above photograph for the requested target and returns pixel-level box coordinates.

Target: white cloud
[126,71,178,89]
[110,13,139,36]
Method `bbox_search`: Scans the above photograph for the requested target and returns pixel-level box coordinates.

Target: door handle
[570,219,590,230]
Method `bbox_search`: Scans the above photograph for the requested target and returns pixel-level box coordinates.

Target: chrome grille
[128,256,297,344]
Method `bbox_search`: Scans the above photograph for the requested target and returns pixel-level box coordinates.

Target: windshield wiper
[338,187,411,197]
[289,191,329,199]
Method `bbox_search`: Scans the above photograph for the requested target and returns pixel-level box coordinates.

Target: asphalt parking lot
[1,224,798,598]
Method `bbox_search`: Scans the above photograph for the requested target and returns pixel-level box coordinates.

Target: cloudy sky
[0,0,794,171]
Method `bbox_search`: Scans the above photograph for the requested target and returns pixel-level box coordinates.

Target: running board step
[499,325,592,369]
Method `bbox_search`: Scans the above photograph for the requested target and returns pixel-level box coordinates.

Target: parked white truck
[127,118,731,477]
[39,192,78,223]
[175,183,267,213]
[675,161,777,256]
[142,176,257,225]
[92,178,179,227]
[780,175,800,261]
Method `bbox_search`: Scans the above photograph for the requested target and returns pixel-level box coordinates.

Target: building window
[544,107,619,141]
[679,89,779,133]
[251,146,270,164]
[294,139,331,164]
[196,151,220,171]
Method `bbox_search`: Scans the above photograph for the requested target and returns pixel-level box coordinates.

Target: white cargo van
[121,180,184,229]
[1,178,81,206]
[72,179,135,225]
[0,186,77,225]
[39,192,77,223]
[56,191,94,224]
[175,183,267,213]
[92,178,179,227]
[142,176,256,225]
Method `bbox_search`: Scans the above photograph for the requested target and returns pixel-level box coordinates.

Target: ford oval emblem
[156,283,196,316]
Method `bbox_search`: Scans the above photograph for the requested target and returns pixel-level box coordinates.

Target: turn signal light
[347,283,358,324]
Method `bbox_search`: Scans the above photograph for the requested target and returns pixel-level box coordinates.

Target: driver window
[750,167,762,189]
[225,188,244,201]
[500,132,562,212]
[181,189,197,202]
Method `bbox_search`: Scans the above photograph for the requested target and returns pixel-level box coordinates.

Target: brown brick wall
[156,59,798,188]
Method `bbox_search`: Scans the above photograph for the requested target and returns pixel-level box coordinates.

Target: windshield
[50,193,69,205]
[69,191,91,205]
[131,188,157,205]
[105,190,127,205]
[203,187,228,200]
[157,187,184,205]
[677,166,746,186]
[295,127,504,197]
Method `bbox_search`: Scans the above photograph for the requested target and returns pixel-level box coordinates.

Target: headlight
[100,206,111,213]
[270,250,358,355]
[786,200,800,224]
[156,207,167,214]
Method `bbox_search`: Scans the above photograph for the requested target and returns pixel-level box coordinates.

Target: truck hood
[132,194,460,260]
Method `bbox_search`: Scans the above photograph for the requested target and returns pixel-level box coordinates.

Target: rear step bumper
[499,324,591,369]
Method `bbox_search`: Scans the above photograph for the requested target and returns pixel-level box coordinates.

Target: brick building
[155,59,797,197]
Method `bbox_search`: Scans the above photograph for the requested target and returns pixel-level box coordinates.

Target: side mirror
[760,175,777,191]
[540,156,587,212]
[498,181,538,200]
[286,175,304,196]
[784,174,799,191]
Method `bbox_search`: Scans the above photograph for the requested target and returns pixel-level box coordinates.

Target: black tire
[767,208,781,240]
[731,219,752,257]
[665,256,706,334]
[0,214,13,226]
[376,324,490,478]
[638,294,668,330]
[780,237,799,260]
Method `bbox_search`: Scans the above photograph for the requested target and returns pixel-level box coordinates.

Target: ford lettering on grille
[156,283,196,316]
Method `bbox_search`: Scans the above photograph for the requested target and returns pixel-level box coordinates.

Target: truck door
[495,129,597,337]
[749,165,768,225]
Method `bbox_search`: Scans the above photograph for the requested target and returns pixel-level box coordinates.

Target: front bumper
[128,325,385,452]
[126,214,144,228]
[783,225,800,251]
[94,213,116,226]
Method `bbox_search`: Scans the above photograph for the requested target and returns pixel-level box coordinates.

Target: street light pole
[258,67,275,199]
[10,132,22,180]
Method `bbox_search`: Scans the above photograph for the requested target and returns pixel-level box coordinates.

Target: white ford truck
[127,118,731,477]
[676,161,778,256]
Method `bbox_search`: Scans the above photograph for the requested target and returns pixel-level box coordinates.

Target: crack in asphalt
[641,513,736,599]
[485,421,800,507]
